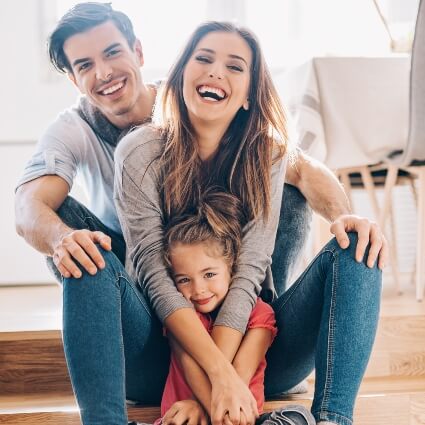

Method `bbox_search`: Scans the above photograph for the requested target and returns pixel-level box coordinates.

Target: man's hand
[162,400,208,425]
[330,214,388,270]
[53,229,111,278]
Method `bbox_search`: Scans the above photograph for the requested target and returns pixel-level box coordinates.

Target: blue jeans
[54,187,381,425]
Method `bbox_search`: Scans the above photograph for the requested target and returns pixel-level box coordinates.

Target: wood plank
[373,316,425,352]
[2,391,425,425]
[411,393,425,425]
[0,339,72,395]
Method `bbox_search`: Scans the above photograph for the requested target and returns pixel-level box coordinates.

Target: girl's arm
[168,334,212,415]
[232,328,274,385]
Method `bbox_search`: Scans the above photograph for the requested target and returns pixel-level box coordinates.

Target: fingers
[223,412,233,425]
[331,215,387,269]
[162,404,178,425]
[368,225,388,270]
[54,230,110,278]
[227,404,241,425]
[354,219,372,263]
[330,218,350,249]
[239,410,247,425]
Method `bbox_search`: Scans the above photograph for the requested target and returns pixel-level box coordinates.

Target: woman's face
[182,31,252,127]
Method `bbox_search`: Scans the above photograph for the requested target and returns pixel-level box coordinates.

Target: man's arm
[15,175,111,278]
[285,149,351,222]
[286,149,388,269]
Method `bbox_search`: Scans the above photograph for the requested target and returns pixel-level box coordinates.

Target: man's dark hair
[48,2,136,74]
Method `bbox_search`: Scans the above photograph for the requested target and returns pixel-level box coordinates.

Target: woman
[114,21,381,425]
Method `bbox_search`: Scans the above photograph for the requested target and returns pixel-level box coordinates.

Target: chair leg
[416,168,425,301]
[378,165,401,293]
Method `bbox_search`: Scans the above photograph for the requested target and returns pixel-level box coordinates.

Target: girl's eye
[176,277,190,285]
[205,272,217,279]
[195,55,212,64]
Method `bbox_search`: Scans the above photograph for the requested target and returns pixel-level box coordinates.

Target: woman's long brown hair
[156,21,289,222]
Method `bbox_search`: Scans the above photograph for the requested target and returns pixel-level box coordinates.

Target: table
[275,56,410,169]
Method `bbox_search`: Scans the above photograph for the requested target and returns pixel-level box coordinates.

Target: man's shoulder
[42,104,97,143]
[115,124,164,168]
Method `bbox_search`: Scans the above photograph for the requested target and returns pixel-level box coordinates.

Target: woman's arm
[214,156,287,333]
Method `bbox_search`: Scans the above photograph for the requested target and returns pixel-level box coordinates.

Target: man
[15,3,387,425]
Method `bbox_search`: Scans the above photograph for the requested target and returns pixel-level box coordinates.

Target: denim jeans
[54,186,381,425]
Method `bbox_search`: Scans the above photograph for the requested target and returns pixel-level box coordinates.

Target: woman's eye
[228,65,243,72]
[205,272,216,279]
[195,55,212,64]
[107,49,120,57]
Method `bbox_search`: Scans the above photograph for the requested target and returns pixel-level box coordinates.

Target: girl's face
[169,241,232,314]
[182,31,252,127]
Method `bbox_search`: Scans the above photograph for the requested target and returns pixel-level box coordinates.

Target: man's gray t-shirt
[16,102,121,234]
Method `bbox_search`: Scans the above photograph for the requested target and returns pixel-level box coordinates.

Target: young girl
[156,189,314,425]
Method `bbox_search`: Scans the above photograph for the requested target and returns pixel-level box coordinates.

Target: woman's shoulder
[115,124,164,169]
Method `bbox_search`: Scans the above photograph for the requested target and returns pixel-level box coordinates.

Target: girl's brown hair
[164,189,247,275]
[156,21,288,222]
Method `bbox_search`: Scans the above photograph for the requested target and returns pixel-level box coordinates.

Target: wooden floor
[0,280,424,424]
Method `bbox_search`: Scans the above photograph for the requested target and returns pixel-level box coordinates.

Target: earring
[243,99,250,110]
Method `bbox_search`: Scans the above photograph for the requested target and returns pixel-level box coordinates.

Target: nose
[96,61,113,82]
[192,279,207,296]
[208,62,224,80]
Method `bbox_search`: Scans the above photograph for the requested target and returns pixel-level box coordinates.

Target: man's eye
[205,272,216,279]
[78,62,91,72]
[195,55,212,64]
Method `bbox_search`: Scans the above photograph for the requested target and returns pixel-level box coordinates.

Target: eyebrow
[72,42,123,67]
[196,48,248,66]
[174,267,219,278]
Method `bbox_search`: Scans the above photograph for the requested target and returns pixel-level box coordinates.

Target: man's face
[64,20,144,120]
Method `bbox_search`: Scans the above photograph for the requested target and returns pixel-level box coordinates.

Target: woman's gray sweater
[114,125,287,333]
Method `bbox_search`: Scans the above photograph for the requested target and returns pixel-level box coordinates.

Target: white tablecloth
[274,57,410,169]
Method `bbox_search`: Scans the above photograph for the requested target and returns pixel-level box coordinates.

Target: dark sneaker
[257,405,316,425]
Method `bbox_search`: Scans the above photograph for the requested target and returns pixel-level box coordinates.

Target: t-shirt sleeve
[214,155,287,333]
[114,126,193,323]
[15,111,84,191]
[247,298,278,342]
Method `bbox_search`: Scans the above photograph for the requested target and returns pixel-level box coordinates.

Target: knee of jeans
[63,244,124,286]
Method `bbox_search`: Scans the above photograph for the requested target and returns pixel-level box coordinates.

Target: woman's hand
[162,400,208,425]
[330,214,388,269]
[210,365,258,425]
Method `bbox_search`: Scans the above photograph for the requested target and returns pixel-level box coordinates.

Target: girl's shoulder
[115,124,165,169]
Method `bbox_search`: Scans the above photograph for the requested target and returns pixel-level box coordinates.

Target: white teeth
[102,81,124,95]
[198,85,226,99]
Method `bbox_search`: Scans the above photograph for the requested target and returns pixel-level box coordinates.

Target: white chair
[381,0,425,301]
[339,0,425,301]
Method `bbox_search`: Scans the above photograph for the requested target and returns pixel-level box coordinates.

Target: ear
[243,99,249,111]
[67,71,78,88]
[134,39,144,67]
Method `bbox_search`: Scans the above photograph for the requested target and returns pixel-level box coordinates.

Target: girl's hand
[210,366,258,425]
[162,399,209,425]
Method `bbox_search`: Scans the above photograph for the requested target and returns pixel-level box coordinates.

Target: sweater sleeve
[114,126,193,323]
[214,155,287,333]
